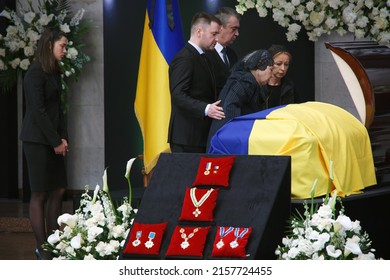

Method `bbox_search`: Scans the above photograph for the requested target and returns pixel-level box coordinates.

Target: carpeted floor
[0,217,32,233]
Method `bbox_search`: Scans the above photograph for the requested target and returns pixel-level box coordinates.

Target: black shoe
[34,248,52,260]
[35,248,43,260]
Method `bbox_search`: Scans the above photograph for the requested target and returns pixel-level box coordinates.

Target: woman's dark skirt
[23,142,67,192]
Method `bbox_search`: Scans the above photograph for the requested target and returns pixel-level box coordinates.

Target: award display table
[120,153,291,260]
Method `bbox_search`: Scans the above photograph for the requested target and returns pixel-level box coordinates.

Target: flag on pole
[134,0,184,174]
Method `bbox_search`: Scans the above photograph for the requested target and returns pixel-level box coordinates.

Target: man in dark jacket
[168,12,225,153]
[206,7,241,95]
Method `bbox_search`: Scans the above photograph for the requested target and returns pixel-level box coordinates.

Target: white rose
[306,1,315,11]
[24,46,35,57]
[6,25,18,38]
[10,58,20,69]
[60,23,71,33]
[309,11,325,27]
[19,59,30,70]
[325,17,338,29]
[27,30,40,43]
[256,7,268,17]
[66,47,78,59]
[354,29,365,39]
[244,0,256,9]
[291,0,300,6]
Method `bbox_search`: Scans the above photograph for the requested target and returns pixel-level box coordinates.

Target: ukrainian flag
[135,0,184,174]
[209,102,377,199]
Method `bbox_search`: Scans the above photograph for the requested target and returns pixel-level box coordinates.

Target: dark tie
[221,47,229,67]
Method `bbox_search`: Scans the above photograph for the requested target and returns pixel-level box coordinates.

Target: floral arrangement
[275,178,378,260]
[42,158,138,260]
[0,0,90,106]
[235,0,390,42]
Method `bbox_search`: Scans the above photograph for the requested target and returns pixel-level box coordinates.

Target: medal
[216,226,234,249]
[204,162,212,175]
[180,227,199,249]
[144,231,156,249]
[230,228,249,249]
[190,188,214,217]
[132,230,142,247]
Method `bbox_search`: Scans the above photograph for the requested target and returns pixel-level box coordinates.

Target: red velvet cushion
[179,187,219,222]
[122,221,168,256]
[192,156,236,187]
[211,226,252,258]
[166,226,211,257]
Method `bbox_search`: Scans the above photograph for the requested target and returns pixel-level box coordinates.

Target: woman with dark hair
[20,27,69,260]
[265,44,297,107]
[206,49,273,150]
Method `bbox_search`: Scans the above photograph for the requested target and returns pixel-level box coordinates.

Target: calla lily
[310,178,318,215]
[101,167,117,217]
[47,230,61,244]
[70,233,83,249]
[92,184,100,204]
[125,157,136,204]
[125,158,136,180]
[57,213,77,228]
[103,168,109,193]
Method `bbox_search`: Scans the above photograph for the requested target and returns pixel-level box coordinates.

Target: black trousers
[170,143,205,153]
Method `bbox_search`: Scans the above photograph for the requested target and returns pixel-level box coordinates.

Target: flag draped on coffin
[134,0,184,174]
[209,102,377,199]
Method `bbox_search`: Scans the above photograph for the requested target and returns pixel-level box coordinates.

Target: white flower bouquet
[42,158,138,260]
[235,0,390,43]
[275,178,378,260]
[0,0,90,104]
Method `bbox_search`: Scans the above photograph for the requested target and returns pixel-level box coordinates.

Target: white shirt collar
[215,42,224,53]
[188,40,204,54]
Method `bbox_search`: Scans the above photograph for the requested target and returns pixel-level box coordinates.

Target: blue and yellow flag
[209,102,377,199]
[134,0,184,174]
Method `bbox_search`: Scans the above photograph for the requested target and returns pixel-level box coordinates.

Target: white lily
[125,157,137,205]
[103,168,109,193]
[92,184,100,204]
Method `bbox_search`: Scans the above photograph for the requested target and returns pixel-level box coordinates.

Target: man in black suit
[207,7,241,95]
[168,12,225,153]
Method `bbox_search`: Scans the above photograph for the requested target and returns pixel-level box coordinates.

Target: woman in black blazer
[19,27,69,260]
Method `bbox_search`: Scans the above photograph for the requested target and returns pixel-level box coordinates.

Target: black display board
[120,153,291,260]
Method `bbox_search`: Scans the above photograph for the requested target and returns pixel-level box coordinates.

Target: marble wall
[66,0,104,190]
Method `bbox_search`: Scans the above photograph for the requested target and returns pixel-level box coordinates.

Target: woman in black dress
[265,44,297,107]
[20,27,69,260]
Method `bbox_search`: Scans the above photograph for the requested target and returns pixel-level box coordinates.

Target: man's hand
[207,100,225,120]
